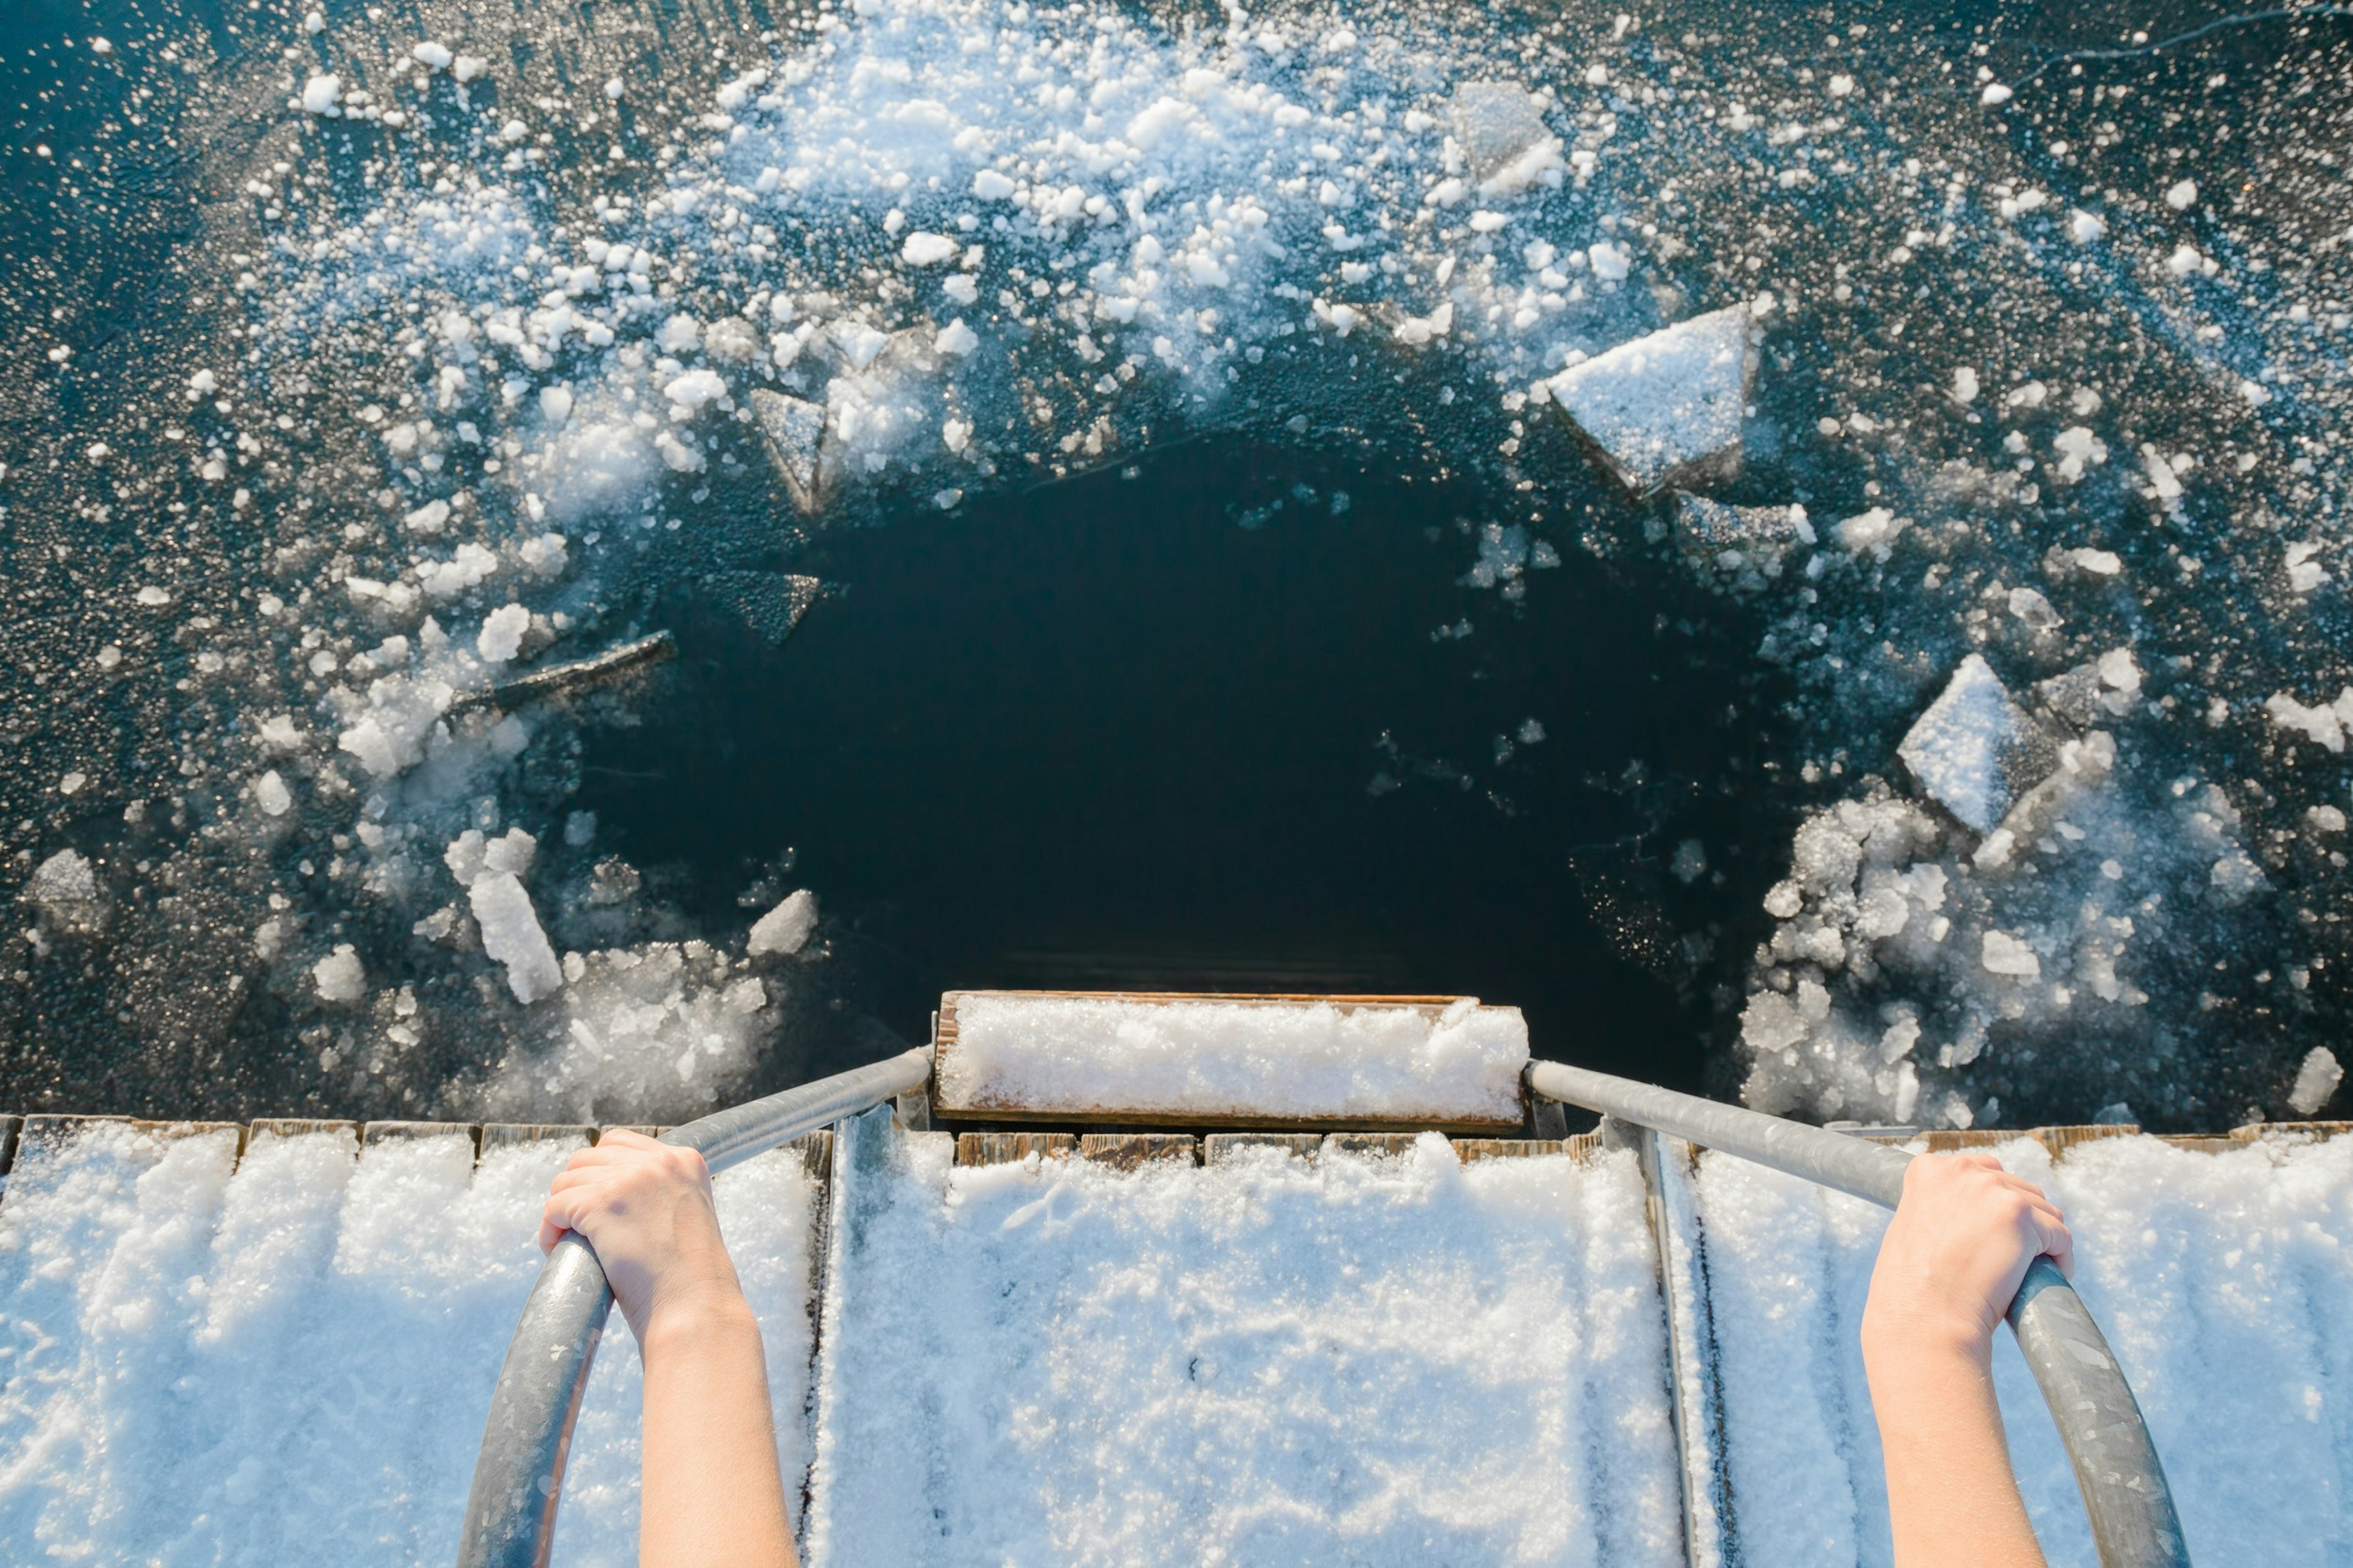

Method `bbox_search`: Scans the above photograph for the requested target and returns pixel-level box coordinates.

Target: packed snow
[940,994,1529,1121]
[803,1107,1681,1566]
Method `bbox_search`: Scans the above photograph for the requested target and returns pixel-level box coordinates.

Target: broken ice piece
[470,870,563,1004]
[703,570,825,648]
[2288,1045,2344,1116]
[748,888,818,956]
[751,388,828,515]
[1670,493,1813,593]
[1545,306,1756,497]
[2037,648,2142,727]
[1896,654,2063,836]
[1448,81,1564,195]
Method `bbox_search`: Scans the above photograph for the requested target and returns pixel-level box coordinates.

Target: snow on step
[938,993,1529,1123]
[1672,1132,2353,1566]
[0,1121,822,1566]
[803,1108,1682,1567]
[1895,653,2063,836]
[1543,306,1756,497]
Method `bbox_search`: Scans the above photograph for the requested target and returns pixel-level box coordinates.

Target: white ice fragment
[1897,654,2059,835]
[336,674,455,778]
[1980,82,2013,105]
[539,385,574,425]
[2068,209,2106,244]
[2007,586,2061,630]
[751,389,827,514]
[971,169,1016,199]
[412,41,454,70]
[313,944,365,1003]
[900,232,957,266]
[935,319,979,356]
[452,54,488,82]
[2165,243,2203,278]
[471,871,563,1004]
[1834,507,1906,555]
[300,74,343,115]
[2097,647,2142,694]
[1980,930,2042,979]
[1544,306,1756,496]
[2052,425,2109,483]
[1447,80,1564,195]
[477,603,531,664]
[254,770,292,818]
[1588,240,1631,281]
[748,889,819,956]
[2287,1047,2344,1115]
[403,498,452,534]
[1950,365,1980,404]
[23,849,104,932]
[657,314,703,355]
[2285,540,2330,595]
[2165,178,2199,211]
[663,369,728,411]
[2262,690,2353,752]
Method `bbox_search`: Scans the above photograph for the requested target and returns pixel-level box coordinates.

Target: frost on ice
[1544,306,1757,496]
[1896,655,2061,837]
[751,390,828,515]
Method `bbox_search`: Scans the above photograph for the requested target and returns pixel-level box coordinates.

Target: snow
[940,994,1528,1121]
[1896,655,2059,836]
[746,888,818,956]
[1545,306,1756,496]
[804,1108,1682,1567]
[0,1122,821,1565]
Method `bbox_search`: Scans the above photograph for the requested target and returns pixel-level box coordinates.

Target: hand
[539,1131,746,1344]
[1863,1151,2074,1368]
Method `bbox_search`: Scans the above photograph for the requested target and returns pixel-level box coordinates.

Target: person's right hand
[1862,1151,2074,1367]
[539,1131,747,1344]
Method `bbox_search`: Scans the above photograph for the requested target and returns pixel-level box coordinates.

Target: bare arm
[540,1131,798,1568]
[1861,1150,2074,1568]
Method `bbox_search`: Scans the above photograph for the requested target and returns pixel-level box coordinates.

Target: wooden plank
[2159,1135,2239,1153]
[596,1125,665,1141]
[1202,1132,1321,1165]
[789,1129,833,1181]
[479,1124,596,1154]
[0,1115,20,1177]
[1565,1131,1604,1162]
[933,989,1525,1131]
[1455,1138,1571,1162]
[1320,1132,1427,1161]
[361,1120,481,1157]
[2035,1124,2139,1156]
[248,1118,360,1148]
[1078,1133,1198,1170]
[955,1132,1078,1167]
[2233,1120,2351,1143]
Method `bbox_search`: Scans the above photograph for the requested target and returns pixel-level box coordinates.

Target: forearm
[639,1293,799,1568]
[1865,1333,2045,1568]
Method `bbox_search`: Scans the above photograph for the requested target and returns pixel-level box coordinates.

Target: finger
[2029,1209,2076,1279]
[596,1129,661,1153]
[537,1216,566,1253]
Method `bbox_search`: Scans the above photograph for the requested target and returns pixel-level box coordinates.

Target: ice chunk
[254,770,292,818]
[2287,1047,2343,1115]
[747,888,819,956]
[335,675,454,778]
[750,389,828,514]
[313,944,365,1002]
[299,74,342,116]
[1980,930,2042,979]
[2263,689,2353,753]
[476,604,530,664]
[412,40,453,70]
[939,994,1529,1121]
[469,872,563,1004]
[1545,306,1756,496]
[1671,493,1813,592]
[23,849,105,933]
[1896,654,2062,835]
[900,232,957,266]
[663,369,727,410]
[1447,80,1564,195]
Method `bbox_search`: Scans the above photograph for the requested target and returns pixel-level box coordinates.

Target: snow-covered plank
[933,991,1529,1130]
[803,1106,1684,1568]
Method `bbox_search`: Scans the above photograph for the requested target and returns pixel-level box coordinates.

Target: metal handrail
[453,1045,935,1568]
[1526,1058,2189,1568]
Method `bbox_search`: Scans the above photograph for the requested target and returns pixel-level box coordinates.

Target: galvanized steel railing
[1526,1058,2188,1568]
[453,1045,934,1568]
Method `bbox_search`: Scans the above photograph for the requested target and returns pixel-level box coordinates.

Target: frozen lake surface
[2,0,2352,1132]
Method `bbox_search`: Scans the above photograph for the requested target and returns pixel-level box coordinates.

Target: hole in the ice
[574,436,1790,1092]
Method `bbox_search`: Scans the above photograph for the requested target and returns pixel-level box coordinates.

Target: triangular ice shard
[750,388,828,514]
[1546,305,1757,496]
[1896,654,2063,836]
[1449,81,1562,194]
